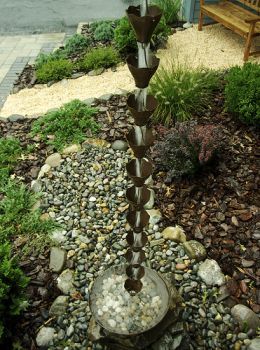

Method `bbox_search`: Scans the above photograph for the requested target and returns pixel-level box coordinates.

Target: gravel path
[1,24,259,118]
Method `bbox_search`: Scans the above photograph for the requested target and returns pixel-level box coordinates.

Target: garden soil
[1,24,260,118]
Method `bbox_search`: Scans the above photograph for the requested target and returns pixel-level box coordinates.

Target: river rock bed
[36,144,259,350]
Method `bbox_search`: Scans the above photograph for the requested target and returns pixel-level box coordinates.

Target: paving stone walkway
[0,33,65,108]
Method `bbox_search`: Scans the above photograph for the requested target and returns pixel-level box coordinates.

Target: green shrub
[152,0,181,25]
[35,49,67,70]
[80,46,120,72]
[154,121,223,180]
[31,99,100,150]
[94,22,115,42]
[150,62,219,125]
[114,17,137,55]
[0,137,22,171]
[0,242,29,342]
[64,34,91,56]
[36,58,74,83]
[0,180,58,246]
[224,62,260,126]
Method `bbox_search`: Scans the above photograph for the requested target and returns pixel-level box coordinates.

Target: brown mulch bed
[0,92,259,348]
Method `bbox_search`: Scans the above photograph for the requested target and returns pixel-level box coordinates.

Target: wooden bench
[198,0,260,61]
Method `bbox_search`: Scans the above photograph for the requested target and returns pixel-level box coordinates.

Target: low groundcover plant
[154,121,224,180]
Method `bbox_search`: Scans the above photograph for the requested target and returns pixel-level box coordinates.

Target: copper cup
[126,5,162,44]
[127,94,158,126]
[126,231,148,248]
[126,158,153,187]
[127,54,159,88]
[126,185,150,210]
[124,278,143,294]
[126,127,154,158]
[127,210,150,232]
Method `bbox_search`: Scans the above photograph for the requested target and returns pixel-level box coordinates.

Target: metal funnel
[124,278,143,294]
[127,94,158,126]
[126,231,148,248]
[126,185,150,210]
[126,5,162,44]
[126,158,153,187]
[126,54,159,88]
[126,210,150,232]
[126,127,154,158]
[125,248,146,266]
[126,265,145,279]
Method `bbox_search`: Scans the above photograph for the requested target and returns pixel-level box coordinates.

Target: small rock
[62,144,80,155]
[49,247,66,273]
[239,212,252,222]
[248,338,260,350]
[36,327,55,347]
[37,164,51,179]
[84,97,95,105]
[162,226,186,243]
[147,209,162,225]
[183,240,206,261]
[231,216,239,226]
[88,68,104,76]
[51,230,66,244]
[183,22,193,29]
[71,72,85,79]
[98,93,112,101]
[150,238,165,247]
[49,296,69,316]
[216,212,225,222]
[112,140,128,151]
[57,269,76,295]
[241,259,255,268]
[8,114,25,122]
[45,153,62,167]
[198,259,225,286]
[231,304,260,334]
[31,180,41,193]
[66,324,74,337]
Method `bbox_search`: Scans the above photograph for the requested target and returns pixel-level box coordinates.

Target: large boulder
[231,304,260,335]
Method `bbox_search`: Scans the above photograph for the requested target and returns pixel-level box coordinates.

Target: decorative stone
[49,296,69,316]
[248,338,260,350]
[8,114,25,122]
[144,189,155,210]
[45,153,62,167]
[98,93,113,101]
[198,259,225,286]
[88,68,105,76]
[147,209,162,225]
[36,327,56,347]
[49,247,66,273]
[51,230,67,244]
[62,144,80,155]
[183,240,206,261]
[162,226,186,243]
[112,140,128,151]
[31,180,41,193]
[37,164,51,179]
[57,269,76,295]
[231,304,260,334]
[150,238,165,247]
[84,97,95,105]
[231,216,239,226]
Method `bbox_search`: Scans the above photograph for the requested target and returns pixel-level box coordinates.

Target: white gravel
[1,24,259,118]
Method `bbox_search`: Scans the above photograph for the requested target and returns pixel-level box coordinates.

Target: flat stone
[83,97,95,105]
[162,226,186,243]
[231,304,260,334]
[88,68,104,76]
[144,189,155,210]
[198,259,225,286]
[51,230,67,244]
[37,164,51,179]
[62,144,80,155]
[147,209,162,225]
[98,93,112,101]
[31,180,41,193]
[45,153,62,167]
[241,259,255,268]
[183,240,206,261]
[0,116,8,122]
[111,140,128,151]
[57,269,76,295]
[36,327,55,347]
[8,114,25,122]
[49,296,69,316]
[72,72,85,79]
[49,247,66,273]
[150,238,165,247]
[248,338,260,350]
[231,216,239,226]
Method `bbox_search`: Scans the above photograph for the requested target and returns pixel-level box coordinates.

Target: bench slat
[235,0,260,13]
[202,2,260,36]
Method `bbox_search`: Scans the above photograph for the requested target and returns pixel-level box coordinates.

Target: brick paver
[0,33,65,109]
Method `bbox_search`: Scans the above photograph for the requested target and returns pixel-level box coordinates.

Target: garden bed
[0,86,259,348]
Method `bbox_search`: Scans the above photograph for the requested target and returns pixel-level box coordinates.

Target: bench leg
[244,24,255,61]
[198,11,204,31]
